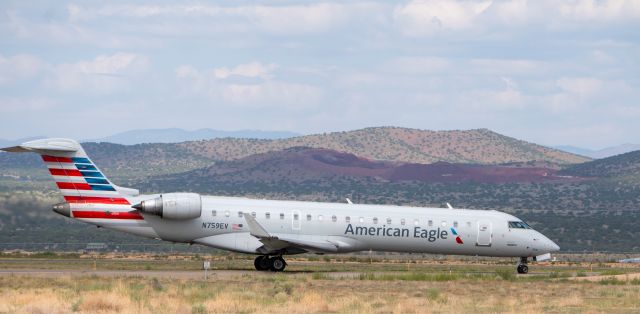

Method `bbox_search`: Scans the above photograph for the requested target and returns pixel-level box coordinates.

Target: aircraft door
[476,220,492,246]
[292,210,301,231]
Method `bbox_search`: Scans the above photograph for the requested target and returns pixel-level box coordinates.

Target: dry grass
[1,272,639,313]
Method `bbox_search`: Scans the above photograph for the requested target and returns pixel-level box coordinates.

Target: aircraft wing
[243,213,338,253]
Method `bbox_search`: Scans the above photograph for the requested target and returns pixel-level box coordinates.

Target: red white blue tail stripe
[43,155,145,221]
[43,155,131,206]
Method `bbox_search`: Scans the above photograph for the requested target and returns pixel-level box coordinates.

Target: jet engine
[132,193,202,220]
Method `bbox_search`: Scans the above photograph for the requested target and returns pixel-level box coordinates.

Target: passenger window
[294,213,299,220]
[225,211,230,217]
[238,211,243,218]
[212,210,217,217]
[332,215,337,222]
[453,221,458,228]
[280,213,284,220]
[386,218,392,224]
[373,217,378,224]
[359,217,364,223]
[428,220,433,227]
[401,218,406,225]
[467,221,471,227]
[345,216,351,223]
[307,214,312,221]
[266,212,271,219]
[251,212,256,218]
[318,215,323,221]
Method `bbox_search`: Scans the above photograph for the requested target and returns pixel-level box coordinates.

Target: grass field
[1,253,639,313]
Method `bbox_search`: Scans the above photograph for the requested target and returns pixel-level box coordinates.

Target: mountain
[0,136,46,148]
[85,128,301,145]
[555,144,640,159]
[0,128,590,184]
[150,147,587,186]
[560,150,640,179]
[179,127,589,165]
[554,145,594,158]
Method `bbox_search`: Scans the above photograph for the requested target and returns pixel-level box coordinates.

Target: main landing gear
[254,255,287,272]
[517,257,529,274]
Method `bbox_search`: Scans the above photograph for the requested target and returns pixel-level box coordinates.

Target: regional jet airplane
[2,138,559,273]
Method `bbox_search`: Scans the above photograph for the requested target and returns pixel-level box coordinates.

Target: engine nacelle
[133,193,202,220]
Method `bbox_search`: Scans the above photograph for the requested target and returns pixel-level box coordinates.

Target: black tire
[270,256,286,272]
[517,264,528,274]
[254,256,270,271]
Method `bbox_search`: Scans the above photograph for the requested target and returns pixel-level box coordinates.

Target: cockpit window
[508,221,531,229]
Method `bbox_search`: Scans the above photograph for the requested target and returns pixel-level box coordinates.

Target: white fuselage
[77,194,560,258]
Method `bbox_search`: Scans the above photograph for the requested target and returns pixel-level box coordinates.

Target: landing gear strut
[254,255,287,272]
[517,257,529,274]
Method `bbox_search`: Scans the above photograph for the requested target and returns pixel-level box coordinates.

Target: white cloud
[556,77,603,96]
[176,62,322,108]
[0,54,43,85]
[67,3,353,35]
[393,0,492,36]
[393,0,640,37]
[0,97,56,113]
[46,53,150,94]
[386,57,451,75]
[213,62,277,80]
[558,0,640,22]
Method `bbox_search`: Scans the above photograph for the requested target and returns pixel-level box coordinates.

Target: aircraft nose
[547,239,560,252]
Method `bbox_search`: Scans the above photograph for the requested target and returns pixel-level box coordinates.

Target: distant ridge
[180,127,590,165]
[85,128,301,145]
[0,136,45,148]
[154,147,587,186]
[560,149,640,179]
[555,144,640,159]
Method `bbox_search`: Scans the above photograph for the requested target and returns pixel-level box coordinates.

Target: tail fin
[1,138,138,205]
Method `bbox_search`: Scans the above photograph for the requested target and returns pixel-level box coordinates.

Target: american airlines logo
[344,224,463,244]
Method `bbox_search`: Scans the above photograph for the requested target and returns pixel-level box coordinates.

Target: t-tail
[1,138,141,220]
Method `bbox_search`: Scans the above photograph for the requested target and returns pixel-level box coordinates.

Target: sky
[0,0,639,149]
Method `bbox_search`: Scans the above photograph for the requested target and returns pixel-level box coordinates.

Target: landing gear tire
[254,256,271,271]
[270,256,286,272]
[517,264,528,274]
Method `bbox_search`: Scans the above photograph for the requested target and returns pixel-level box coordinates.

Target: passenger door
[291,210,301,231]
[476,220,492,246]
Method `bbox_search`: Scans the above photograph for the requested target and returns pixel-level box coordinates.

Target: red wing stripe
[56,182,92,190]
[64,196,131,205]
[50,169,83,176]
[72,211,143,220]
[42,155,73,163]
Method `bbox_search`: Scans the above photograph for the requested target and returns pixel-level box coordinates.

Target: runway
[0,268,362,280]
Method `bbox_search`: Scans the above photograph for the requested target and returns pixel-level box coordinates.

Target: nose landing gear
[254,255,287,272]
[517,257,529,274]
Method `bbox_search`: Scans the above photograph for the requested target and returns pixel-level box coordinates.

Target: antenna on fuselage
[446,203,454,209]
[346,198,353,205]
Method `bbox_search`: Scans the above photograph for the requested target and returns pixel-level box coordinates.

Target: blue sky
[1,0,639,149]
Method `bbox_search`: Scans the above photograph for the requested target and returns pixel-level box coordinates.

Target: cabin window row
[211,210,469,228]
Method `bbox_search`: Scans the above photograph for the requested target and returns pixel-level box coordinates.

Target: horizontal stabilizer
[1,138,79,155]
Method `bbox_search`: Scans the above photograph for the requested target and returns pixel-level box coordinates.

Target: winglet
[446,202,453,209]
[243,213,272,238]
[346,198,353,204]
